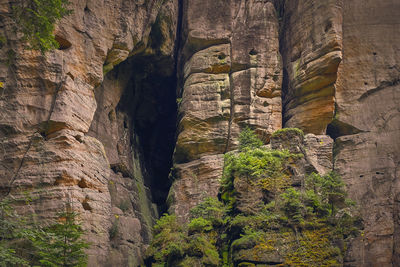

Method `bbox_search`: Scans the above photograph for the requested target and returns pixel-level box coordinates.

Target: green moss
[146,128,361,267]
[284,228,341,266]
[220,147,301,208]
[0,35,6,49]
[271,128,304,138]
[103,63,114,76]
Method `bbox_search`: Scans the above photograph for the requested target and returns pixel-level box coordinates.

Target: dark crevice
[326,119,365,140]
[90,58,178,221]
[281,67,290,127]
[116,55,178,213]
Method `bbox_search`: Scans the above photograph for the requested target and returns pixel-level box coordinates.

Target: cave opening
[118,55,178,213]
[89,53,178,217]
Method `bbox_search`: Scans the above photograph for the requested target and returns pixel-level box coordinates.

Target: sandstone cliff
[0,0,399,266]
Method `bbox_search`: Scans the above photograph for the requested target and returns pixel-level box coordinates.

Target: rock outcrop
[0,0,177,265]
[0,0,399,266]
[170,0,282,221]
[278,0,400,265]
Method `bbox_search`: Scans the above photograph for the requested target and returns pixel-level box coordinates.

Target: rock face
[280,0,342,134]
[170,0,282,221]
[0,0,178,265]
[0,0,399,266]
[332,1,400,265]
[278,0,400,265]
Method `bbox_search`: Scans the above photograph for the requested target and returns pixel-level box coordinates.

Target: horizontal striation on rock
[170,0,282,222]
[0,0,399,265]
[280,0,342,135]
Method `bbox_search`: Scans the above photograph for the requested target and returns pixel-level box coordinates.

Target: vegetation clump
[146,128,362,266]
[146,206,221,267]
[0,197,89,266]
[12,0,72,53]
[238,127,263,151]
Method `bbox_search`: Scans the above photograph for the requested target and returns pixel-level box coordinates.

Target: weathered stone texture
[0,0,399,265]
[0,0,176,266]
[171,0,282,221]
[333,0,400,265]
[281,0,342,134]
[279,0,400,265]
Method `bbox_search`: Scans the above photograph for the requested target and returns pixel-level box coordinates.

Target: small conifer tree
[0,198,89,267]
[33,210,89,267]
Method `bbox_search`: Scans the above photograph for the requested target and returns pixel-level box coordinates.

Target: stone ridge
[169,0,283,222]
[0,0,398,266]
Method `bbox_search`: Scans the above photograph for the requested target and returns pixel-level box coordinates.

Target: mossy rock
[271,128,304,138]
[270,128,305,154]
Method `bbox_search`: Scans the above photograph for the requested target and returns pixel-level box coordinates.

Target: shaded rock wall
[333,0,400,265]
[278,0,400,265]
[0,0,399,266]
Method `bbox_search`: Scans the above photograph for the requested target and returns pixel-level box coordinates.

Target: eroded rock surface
[170,0,282,222]
[280,0,342,134]
[333,0,400,265]
[0,0,177,265]
[0,0,399,265]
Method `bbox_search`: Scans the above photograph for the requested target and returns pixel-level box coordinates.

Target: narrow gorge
[0,0,399,266]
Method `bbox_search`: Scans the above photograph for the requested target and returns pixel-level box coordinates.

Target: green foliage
[188,218,212,234]
[118,200,131,213]
[146,214,186,265]
[221,147,300,211]
[0,36,6,49]
[0,198,89,267]
[147,128,362,267]
[109,218,119,239]
[186,235,220,266]
[238,127,263,151]
[190,197,225,226]
[0,199,29,267]
[32,211,89,267]
[147,207,222,266]
[280,188,305,226]
[12,0,72,53]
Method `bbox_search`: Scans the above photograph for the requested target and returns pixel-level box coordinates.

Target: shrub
[109,218,119,239]
[12,0,72,53]
[146,214,186,265]
[189,197,225,226]
[188,218,213,234]
[147,129,362,266]
[238,127,263,151]
[33,210,89,267]
[280,188,305,226]
[0,198,89,267]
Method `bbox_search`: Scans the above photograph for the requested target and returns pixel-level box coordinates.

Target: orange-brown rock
[0,0,399,265]
[171,0,282,223]
[280,0,342,134]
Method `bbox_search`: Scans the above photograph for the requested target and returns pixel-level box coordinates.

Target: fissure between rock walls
[0,0,399,266]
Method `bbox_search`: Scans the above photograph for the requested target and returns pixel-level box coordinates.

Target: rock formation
[0,0,398,266]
